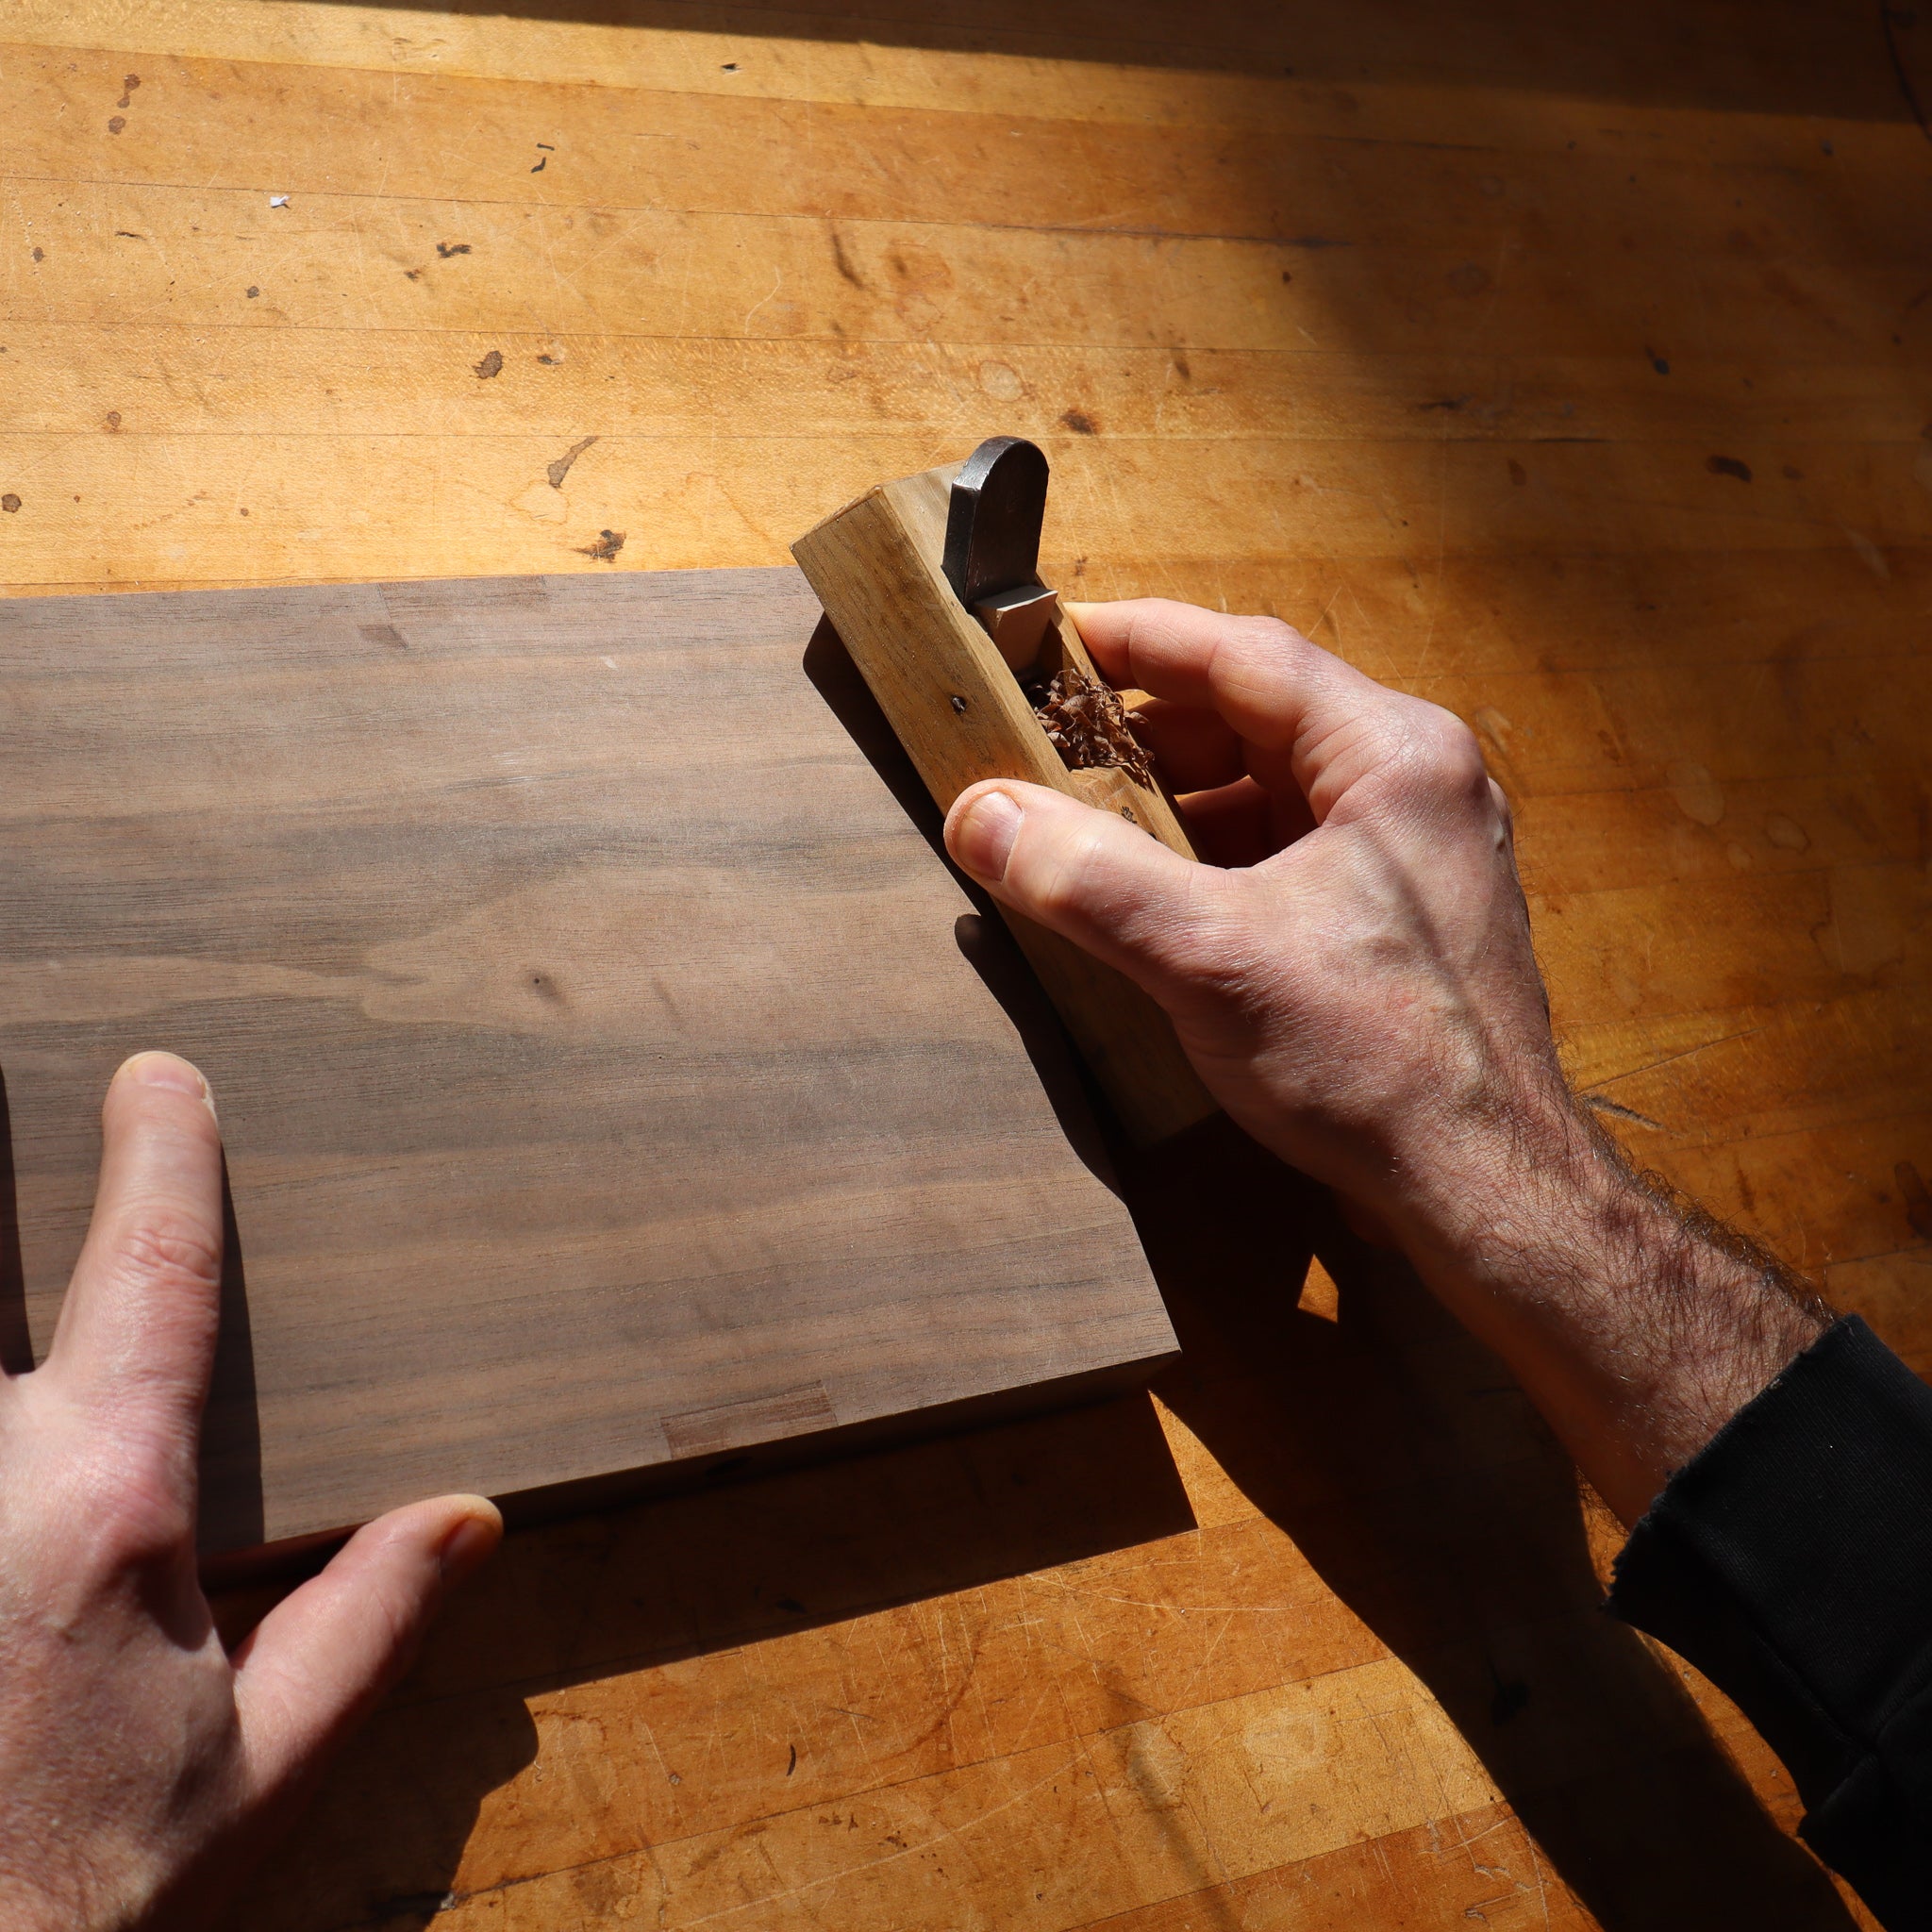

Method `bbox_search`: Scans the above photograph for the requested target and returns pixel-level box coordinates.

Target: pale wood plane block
[794,458,1216,1145]
[0,565,1176,1561]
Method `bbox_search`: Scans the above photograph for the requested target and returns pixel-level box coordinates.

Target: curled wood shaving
[1025,669,1156,789]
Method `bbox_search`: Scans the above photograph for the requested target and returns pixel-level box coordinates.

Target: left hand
[0,1052,502,1930]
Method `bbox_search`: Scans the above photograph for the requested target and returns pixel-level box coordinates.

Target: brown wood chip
[1025,669,1155,788]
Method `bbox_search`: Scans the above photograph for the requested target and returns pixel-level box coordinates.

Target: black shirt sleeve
[1607,1315,1932,1930]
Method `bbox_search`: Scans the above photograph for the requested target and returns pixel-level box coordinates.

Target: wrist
[1377,1060,1604,1279]
[1384,1091,1829,1522]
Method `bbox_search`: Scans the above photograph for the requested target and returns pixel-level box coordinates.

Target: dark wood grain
[0,566,1175,1559]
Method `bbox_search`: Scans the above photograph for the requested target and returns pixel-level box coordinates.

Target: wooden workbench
[5,3,1928,1925]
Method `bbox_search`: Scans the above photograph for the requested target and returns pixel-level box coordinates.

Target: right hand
[943,599,1829,1524]
[942,597,1572,1261]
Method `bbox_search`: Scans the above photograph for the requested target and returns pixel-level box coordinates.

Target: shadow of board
[218,1391,1194,1931]
[275,1100,1865,1932]
[313,0,1932,124]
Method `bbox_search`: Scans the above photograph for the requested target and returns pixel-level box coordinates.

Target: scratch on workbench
[1307,575,1346,648]
[1023,1574,1249,1615]
[742,266,783,332]
[1581,1026,1762,1091]
[1181,1612,1239,1710]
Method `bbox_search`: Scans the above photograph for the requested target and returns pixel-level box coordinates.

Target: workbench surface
[5,4,1928,1927]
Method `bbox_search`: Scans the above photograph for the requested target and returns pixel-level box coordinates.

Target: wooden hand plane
[793,439,1219,1149]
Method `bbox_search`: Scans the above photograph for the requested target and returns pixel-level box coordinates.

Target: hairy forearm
[1401,1098,1831,1524]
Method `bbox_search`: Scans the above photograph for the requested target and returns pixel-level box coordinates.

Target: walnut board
[0,566,1176,1559]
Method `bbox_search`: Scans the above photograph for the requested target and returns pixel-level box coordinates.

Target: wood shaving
[1025,669,1155,788]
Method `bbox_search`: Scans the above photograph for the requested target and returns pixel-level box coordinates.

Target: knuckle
[1211,617,1326,741]
[1224,614,1314,680]
[1025,819,1109,925]
[64,1442,194,1573]
[1387,703,1491,801]
[1424,709,1490,785]
[114,1212,223,1296]
[1232,613,1307,654]
[100,1486,193,1570]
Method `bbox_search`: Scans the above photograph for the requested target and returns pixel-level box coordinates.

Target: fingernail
[948,789,1023,884]
[438,1506,502,1587]
[119,1051,215,1115]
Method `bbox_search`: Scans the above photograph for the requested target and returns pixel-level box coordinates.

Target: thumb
[231,1494,502,1805]
[944,779,1224,1000]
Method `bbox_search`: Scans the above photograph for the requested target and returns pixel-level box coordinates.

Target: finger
[945,779,1231,999]
[1064,599,1424,820]
[1177,778,1275,868]
[1066,598,1357,741]
[233,1495,502,1804]
[1124,696,1325,849]
[1119,697,1246,792]
[50,1054,225,1457]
